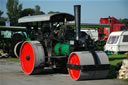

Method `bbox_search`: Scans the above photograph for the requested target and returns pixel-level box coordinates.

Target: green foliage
[21,5,45,17]
[108,54,126,59]
[21,8,35,17]
[0,10,3,17]
[95,40,106,50]
[40,11,45,14]
[0,17,7,25]
[6,1,45,25]
[108,65,118,78]
[108,54,127,79]
[70,24,110,28]
[8,57,20,62]
[118,79,128,82]
[48,11,60,14]
[120,18,128,27]
[34,5,40,15]
[34,5,45,15]
[0,17,7,22]
[6,0,22,26]
[0,10,7,25]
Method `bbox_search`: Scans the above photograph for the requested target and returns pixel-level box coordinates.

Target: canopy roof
[18,13,74,23]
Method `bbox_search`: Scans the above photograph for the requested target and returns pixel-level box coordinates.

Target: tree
[48,11,60,14]
[0,10,7,25]
[40,11,45,14]
[120,18,128,28]
[6,0,22,26]
[34,5,45,15]
[35,5,40,15]
[21,5,45,17]
[21,8,35,17]
[0,10,3,18]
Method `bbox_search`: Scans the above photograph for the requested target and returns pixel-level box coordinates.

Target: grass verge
[108,54,128,82]
[7,57,20,62]
[109,54,126,66]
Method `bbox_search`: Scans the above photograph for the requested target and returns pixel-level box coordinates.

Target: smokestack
[74,5,81,41]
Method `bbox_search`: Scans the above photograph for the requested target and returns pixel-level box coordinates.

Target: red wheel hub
[20,42,35,74]
[68,53,80,80]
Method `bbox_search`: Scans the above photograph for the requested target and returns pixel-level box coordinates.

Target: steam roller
[18,5,110,81]
[20,41,110,80]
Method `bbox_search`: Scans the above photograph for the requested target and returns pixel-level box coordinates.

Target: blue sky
[0,0,128,23]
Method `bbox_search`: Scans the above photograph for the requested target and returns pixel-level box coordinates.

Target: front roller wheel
[68,51,95,80]
[20,41,45,75]
[68,51,110,80]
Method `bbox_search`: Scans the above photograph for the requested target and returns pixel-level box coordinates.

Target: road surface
[0,59,128,85]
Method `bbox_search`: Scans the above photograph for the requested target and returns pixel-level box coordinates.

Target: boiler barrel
[54,43,70,56]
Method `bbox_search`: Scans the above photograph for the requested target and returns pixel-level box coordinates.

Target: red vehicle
[99,17,127,40]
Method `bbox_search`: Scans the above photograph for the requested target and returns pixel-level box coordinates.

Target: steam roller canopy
[67,51,110,80]
[20,41,45,75]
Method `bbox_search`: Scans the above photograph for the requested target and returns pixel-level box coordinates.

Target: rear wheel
[20,41,45,74]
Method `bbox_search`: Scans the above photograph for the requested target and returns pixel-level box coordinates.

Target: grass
[108,54,126,58]
[117,79,128,82]
[108,54,128,81]
[7,57,20,62]
[108,54,126,66]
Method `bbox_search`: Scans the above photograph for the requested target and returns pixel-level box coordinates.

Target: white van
[104,31,128,53]
[81,28,98,41]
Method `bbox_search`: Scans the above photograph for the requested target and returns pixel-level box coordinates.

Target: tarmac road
[0,59,128,85]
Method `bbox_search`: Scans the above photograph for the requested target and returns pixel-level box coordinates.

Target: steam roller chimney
[74,5,81,41]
